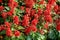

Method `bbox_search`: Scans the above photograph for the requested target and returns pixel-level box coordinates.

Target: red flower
[44,22,49,29]
[55,19,60,31]
[56,6,60,14]
[22,15,29,27]
[25,25,37,35]
[25,8,31,14]
[5,22,11,28]
[39,29,45,35]
[0,0,2,3]
[25,0,34,8]
[54,5,58,12]
[1,12,7,19]
[14,30,20,37]
[31,25,37,32]
[33,0,36,2]
[39,0,44,4]
[6,28,12,37]
[56,22,60,31]
[30,9,36,16]
[25,26,31,35]
[13,1,18,8]
[55,19,60,25]
[46,4,51,10]
[31,19,38,25]
[34,14,39,19]
[44,9,51,16]
[0,25,5,31]
[8,0,14,8]
[13,16,19,25]
[0,6,4,11]
[48,0,56,5]
[37,9,42,16]
[20,6,25,10]
[44,15,52,23]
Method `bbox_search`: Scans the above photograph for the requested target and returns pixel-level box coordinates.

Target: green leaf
[0,17,4,24]
[0,30,6,35]
[19,33,25,40]
[47,29,58,40]
[18,26,25,30]
[4,36,10,40]
[33,4,39,9]
[26,35,32,40]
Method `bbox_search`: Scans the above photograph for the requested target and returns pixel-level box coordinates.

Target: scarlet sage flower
[31,19,38,26]
[6,28,12,37]
[7,8,14,16]
[34,14,39,19]
[44,9,51,16]
[54,5,58,12]
[20,6,25,10]
[5,22,11,28]
[37,9,42,16]
[25,26,31,35]
[0,6,4,11]
[22,15,29,27]
[25,25,37,35]
[55,19,60,25]
[8,0,14,8]
[31,25,37,32]
[48,0,56,5]
[1,12,7,19]
[44,22,49,29]
[39,0,44,4]
[14,30,20,37]
[13,1,18,8]
[46,4,51,10]
[44,15,52,23]
[7,11,13,16]
[25,0,34,8]
[0,0,2,3]
[30,9,36,16]
[13,16,19,25]
[25,8,31,14]
[33,0,36,2]
[0,25,5,31]
[56,22,60,31]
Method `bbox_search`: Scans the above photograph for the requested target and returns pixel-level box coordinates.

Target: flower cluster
[0,0,60,40]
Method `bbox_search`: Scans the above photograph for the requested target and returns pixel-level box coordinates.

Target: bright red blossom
[6,28,12,37]
[13,16,19,25]
[56,22,60,31]
[44,22,49,29]
[25,8,31,14]
[14,30,20,37]
[22,15,29,27]
[37,9,42,16]
[39,0,44,4]
[25,25,37,35]
[25,0,34,8]
[0,25,5,31]
[30,9,36,16]
[44,9,51,16]
[0,0,2,3]
[44,15,52,23]
[48,0,56,5]
[5,22,11,28]
[20,6,25,10]
[0,6,4,11]
[1,12,7,19]
[54,5,58,12]
[31,19,38,25]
